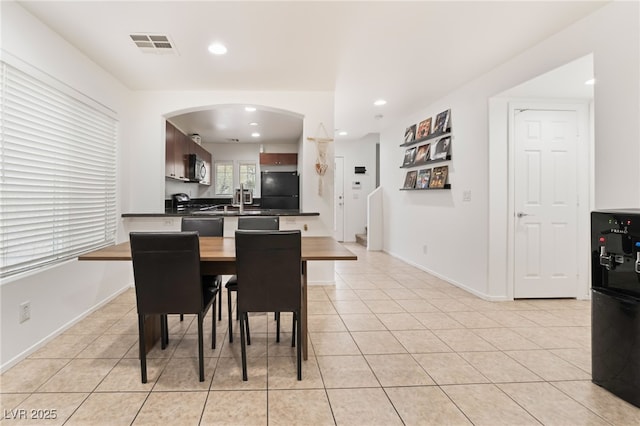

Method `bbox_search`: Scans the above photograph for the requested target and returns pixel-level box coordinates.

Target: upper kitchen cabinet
[165,121,211,184]
[259,153,298,166]
[165,121,189,181]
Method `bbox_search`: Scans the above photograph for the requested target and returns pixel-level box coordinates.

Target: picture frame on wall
[403,170,418,189]
[417,168,431,189]
[414,144,430,164]
[430,137,451,160]
[402,146,417,166]
[432,109,451,135]
[416,118,432,139]
[429,166,448,189]
[404,124,417,143]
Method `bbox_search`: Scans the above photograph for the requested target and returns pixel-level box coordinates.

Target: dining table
[78,236,357,360]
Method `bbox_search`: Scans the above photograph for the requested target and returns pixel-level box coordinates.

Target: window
[0,60,117,279]
[239,162,256,192]
[214,162,233,195]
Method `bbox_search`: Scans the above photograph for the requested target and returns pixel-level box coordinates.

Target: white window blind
[0,61,117,279]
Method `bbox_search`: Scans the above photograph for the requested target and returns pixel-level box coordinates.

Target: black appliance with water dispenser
[591,209,640,408]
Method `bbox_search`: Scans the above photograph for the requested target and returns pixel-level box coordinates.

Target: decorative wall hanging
[307,123,333,196]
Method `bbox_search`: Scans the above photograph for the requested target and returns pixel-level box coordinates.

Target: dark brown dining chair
[235,230,302,381]
[226,216,279,342]
[130,232,217,383]
[181,217,224,321]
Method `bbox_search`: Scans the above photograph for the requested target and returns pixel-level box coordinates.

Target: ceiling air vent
[130,34,177,54]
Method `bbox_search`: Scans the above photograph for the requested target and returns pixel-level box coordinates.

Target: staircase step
[355,233,367,247]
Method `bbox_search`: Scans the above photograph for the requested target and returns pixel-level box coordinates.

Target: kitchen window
[214,161,233,195]
[214,161,256,196]
[239,162,256,192]
[0,59,117,279]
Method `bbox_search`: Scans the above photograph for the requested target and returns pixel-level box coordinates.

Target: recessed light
[338,131,348,136]
[208,42,227,55]
[251,132,260,138]
[374,99,387,106]
[584,78,595,85]
[249,122,259,126]
[245,106,256,112]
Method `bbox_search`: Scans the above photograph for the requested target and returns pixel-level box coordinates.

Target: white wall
[336,133,379,241]
[381,1,640,300]
[0,2,133,370]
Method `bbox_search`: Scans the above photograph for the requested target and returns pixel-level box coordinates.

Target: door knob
[517,212,530,218]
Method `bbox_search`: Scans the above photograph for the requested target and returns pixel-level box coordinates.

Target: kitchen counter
[123,209,319,218]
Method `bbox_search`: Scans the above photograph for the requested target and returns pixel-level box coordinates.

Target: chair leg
[291,312,296,347]
[160,314,168,350]
[180,314,184,321]
[228,289,234,343]
[212,297,217,350]
[217,280,222,321]
[276,312,281,343]
[296,310,302,381]
[240,312,248,381]
[198,313,205,382]
[245,312,251,346]
[138,314,147,384]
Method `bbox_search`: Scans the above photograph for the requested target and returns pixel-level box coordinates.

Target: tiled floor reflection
[2,243,639,425]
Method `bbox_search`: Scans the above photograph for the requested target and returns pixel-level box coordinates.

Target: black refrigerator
[260,172,299,210]
[591,210,640,408]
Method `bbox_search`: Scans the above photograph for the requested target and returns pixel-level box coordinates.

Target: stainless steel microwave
[187,154,206,183]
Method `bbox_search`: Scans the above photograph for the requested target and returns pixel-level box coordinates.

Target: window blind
[0,61,117,279]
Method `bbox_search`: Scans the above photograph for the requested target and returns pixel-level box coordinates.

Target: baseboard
[382,249,510,302]
[0,284,133,373]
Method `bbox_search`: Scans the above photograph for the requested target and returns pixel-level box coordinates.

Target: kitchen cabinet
[259,153,297,166]
[165,121,176,178]
[165,121,212,184]
[165,122,189,181]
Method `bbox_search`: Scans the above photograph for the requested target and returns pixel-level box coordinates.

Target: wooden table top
[78,236,358,262]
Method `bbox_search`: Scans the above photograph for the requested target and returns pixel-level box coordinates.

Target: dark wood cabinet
[173,127,189,181]
[165,121,212,185]
[165,121,176,178]
[165,121,189,181]
[259,153,297,166]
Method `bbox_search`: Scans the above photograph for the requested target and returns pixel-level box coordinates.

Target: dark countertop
[123,209,319,218]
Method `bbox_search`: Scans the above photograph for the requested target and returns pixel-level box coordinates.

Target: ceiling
[16,1,607,143]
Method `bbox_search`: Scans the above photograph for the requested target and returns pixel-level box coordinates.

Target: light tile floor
[1,243,639,425]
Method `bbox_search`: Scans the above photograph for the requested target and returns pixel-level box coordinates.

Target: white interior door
[513,109,579,298]
[334,157,345,242]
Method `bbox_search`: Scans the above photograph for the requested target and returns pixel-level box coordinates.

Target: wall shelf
[400,155,451,169]
[400,184,451,191]
[399,109,452,191]
[399,131,451,148]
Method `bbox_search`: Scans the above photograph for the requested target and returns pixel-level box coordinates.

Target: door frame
[334,156,345,242]
[506,100,591,300]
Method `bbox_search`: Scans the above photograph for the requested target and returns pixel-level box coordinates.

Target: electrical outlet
[422,245,428,255]
[19,301,31,323]
[463,190,472,202]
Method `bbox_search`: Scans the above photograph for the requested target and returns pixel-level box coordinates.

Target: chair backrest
[181,216,224,236]
[130,232,203,315]
[235,230,301,313]
[238,216,279,230]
